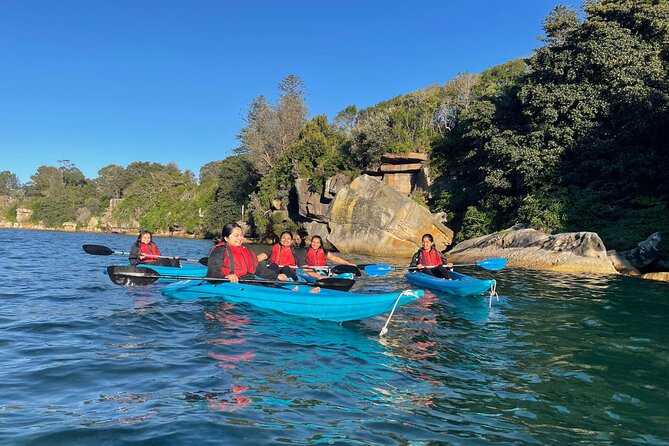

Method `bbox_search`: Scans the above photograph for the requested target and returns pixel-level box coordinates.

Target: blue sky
[0,0,574,184]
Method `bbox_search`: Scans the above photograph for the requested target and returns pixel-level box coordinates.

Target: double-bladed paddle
[333,257,507,277]
[83,244,209,265]
[106,266,355,292]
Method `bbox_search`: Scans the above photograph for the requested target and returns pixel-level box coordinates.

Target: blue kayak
[405,271,495,297]
[161,280,423,322]
[107,263,207,283]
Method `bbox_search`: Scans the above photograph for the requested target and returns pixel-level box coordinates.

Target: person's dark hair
[280,231,293,239]
[135,230,153,245]
[421,233,434,243]
[311,235,323,245]
[221,222,242,241]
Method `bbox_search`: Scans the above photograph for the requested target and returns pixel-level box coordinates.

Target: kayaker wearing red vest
[302,235,357,279]
[129,230,180,267]
[267,231,306,281]
[207,222,288,282]
[409,233,453,279]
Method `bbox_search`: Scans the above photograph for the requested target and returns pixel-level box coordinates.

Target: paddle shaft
[83,244,206,263]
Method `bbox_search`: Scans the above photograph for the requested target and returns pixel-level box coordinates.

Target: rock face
[326,175,453,256]
[619,232,661,270]
[448,229,618,274]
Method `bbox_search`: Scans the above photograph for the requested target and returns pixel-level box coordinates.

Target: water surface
[0,229,667,445]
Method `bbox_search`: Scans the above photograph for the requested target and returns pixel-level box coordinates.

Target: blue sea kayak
[107,263,207,283]
[161,280,423,322]
[405,271,495,297]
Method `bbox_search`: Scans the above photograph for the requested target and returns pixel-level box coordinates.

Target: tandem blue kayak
[405,271,496,297]
[161,280,424,322]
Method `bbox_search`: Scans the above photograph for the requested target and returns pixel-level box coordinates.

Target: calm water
[0,228,667,445]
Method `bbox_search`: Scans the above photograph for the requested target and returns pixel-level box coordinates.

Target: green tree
[0,171,20,195]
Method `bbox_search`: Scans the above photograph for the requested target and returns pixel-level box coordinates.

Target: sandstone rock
[62,222,77,231]
[16,208,33,223]
[327,174,453,256]
[379,163,423,173]
[381,152,428,163]
[448,229,618,274]
[607,250,641,276]
[323,173,352,200]
[641,272,669,282]
[295,178,329,221]
[619,232,662,269]
[382,173,413,196]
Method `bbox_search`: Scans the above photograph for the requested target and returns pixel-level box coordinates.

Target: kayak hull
[405,271,495,297]
[161,280,423,322]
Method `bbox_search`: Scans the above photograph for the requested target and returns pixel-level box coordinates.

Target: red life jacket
[215,242,258,276]
[419,248,442,267]
[139,242,161,263]
[305,247,327,267]
[269,244,296,267]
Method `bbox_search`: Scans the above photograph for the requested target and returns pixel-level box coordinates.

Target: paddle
[357,257,508,277]
[83,244,209,266]
[106,266,355,292]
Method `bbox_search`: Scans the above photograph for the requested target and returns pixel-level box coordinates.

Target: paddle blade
[476,258,507,271]
[330,265,361,276]
[363,264,395,277]
[198,257,209,266]
[107,266,160,286]
[313,277,355,292]
[83,244,114,256]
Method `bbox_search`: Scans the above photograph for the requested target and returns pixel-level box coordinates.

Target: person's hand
[445,262,453,269]
[416,263,424,270]
[277,273,289,281]
[226,274,239,283]
[139,253,145,260]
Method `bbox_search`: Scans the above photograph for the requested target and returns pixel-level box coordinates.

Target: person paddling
[129,230,179,267]
[267,231,305,281]
[207,223,288,283]
[410,233,453,279]
[303,235,357,280]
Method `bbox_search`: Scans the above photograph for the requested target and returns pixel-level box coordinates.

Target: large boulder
[326,175,453,256]
[448,229,618,274]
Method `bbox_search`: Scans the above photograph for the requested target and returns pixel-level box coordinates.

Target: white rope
[379,291,408,337]
[488,281,499,308]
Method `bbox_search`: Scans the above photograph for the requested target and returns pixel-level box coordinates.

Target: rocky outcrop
[641,272,669,283]
[619,232,661,270]
[607,250,641,276]
[364,152,431,196]
[448,229,618,274]
[326,175,453,256]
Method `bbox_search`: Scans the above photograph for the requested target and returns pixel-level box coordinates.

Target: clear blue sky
[0,0,574,184]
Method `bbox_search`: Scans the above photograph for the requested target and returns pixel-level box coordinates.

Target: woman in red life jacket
[303,235,357,279]
[409,233,453,279]
[267,231,306,281]
[129,230,180,267]
[207,223,288,282]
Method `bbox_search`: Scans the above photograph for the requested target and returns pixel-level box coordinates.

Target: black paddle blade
[198,257,208,266]
[107,266,160,286]
[83,244,114,256]
[313,277,355,292]
[330,265,362,277]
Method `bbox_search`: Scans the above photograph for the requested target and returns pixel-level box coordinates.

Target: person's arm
[128,244,140,266]
[409,251,421,268]
[325,251,356,266]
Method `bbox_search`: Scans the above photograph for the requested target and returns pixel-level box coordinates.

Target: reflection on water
[0,229,667,445]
